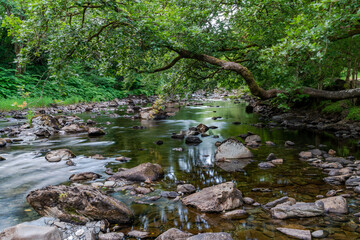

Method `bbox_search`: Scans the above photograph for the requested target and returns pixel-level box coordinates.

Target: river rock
[88,127,106,136]
[277,228,311,240]
[345,176,360,186]
[265,196,289,209]
[216,158,252,172]
[258,162,275,168]
[0,155,5,161]
[323,174,351,185]
[0,138,7,147]
[0,224,62,240]
[197,123,209,133]
[99,232,125,240]
[285,141,295,146]
[62,123,88,133]
[181,182,243,212]
[325,157,352,165]
[316,196,348,214]
[243,197,255,205]
[272,159,283,164]
[215,138,253,160]
[108,162,164,182]
[185,136,202,144]
[45,149,76,162]
[299,151,312,159]
[69,172,101,181]
[245,135,261,144]
[128,230,149,239]
[26,185,133,224]
[266,153,276,161]
[187,232,233,240]
[155,228,193,240]
[270,201,324,219]
[177,184,196,194]
[312,230,328,238]
[221,209,248,219]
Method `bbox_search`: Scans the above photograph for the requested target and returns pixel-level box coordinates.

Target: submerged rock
[221,209,248,220]
[316,196,348,214]
[45,149,76,162]
[215,138,253,160]
[244,135,261,144]
[182,182,243,212]
[258,162,275,169]
[0,224,62,240]
[128,230,149,239]
[155,228,193,240]
[185,136,202,144]
[277,228,311,240]
[26,185,133,224]
[99,232,125,240]
[270,201,324,219]
[187,232,233,240]
[108,162,164,182]
[216,159,252,172]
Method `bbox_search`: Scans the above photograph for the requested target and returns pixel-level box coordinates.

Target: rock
[0,224,62,240]
[325,157,352,165]
[324,174,350,185]
[277,228,311,240]
[270,201,324,219]
[45,149,75,162]
[316,196,348,214]
[109,162,164,182]
[88,127,105,136]
[246,141,260,148]
[62,124,88,133]
[243,197,255,205]
[285,141,295,146]
[155,228,193,240]
[171,133,185,139]
[177,184,196,194]
[266,153,276,161]
[221,209,248,220]
[328,149,336,156]
[326,190,336,197]
[115,156,131,162]
[197,123,209,133]
[272,159,283,164]
[265,197,289,209]
[69,172,101,181]
[182,182,243,212]
[244,135,261,144]
[312,230,328,238]
[266,141,276,146]
[26,185,133,224]
[299,151,312,159]
[345,176,360,186]
[185,136,202,144]
[215,138,253,160]
[187,232,233,240]
[135,187,152,195]
[172,147,184,151]
[161,191,179,198]
[354,186,360,193]
[91,154,106,160]
[155,140,164,145]
[99,232,125,240]
[0,138,8,147]
[127,230,149,239]
[258,162,275,168]
[0,155,5,161]
[75,229,84,236]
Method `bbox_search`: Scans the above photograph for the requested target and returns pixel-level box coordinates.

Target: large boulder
[108,162,164,182]
[26,185,134,224]
[0,224,62,240]
[215,138,253,161]
[182,182,243,212]
[270,201,324,219]
[316,196,348,214]
[187,232,233,240]
[45,149,76,162]
[155,228,193,240]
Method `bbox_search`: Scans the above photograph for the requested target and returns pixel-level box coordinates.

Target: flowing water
[1,100,360,239]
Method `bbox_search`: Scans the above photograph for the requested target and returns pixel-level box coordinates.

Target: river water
[1,100,360,239]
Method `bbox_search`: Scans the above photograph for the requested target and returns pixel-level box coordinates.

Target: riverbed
[1,99,360,239]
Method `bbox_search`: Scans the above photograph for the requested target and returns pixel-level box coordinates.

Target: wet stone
[127,230,149,239]
[277,228,311,240]
[312,230,328,238]
[161,191,179,198]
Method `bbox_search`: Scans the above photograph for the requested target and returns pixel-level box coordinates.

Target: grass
[0,96,87,111]
[346,107,360,121]
[321,100,350,114]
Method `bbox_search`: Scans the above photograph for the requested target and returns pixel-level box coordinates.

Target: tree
[4,0,360,100]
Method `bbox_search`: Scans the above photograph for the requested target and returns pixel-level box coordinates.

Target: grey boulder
[215,138,253,160]
[108,162,164,182]
[0,224,62,240]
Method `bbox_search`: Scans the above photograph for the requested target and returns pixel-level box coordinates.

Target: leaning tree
[4,0,360,99]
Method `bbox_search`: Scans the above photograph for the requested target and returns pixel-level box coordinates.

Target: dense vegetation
[0,0,359,109]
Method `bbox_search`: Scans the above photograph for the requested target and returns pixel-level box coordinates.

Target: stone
[185,136,202,144]
[258,162,275,168]
[91,154,106,160]
[266,153,276,161]
[45,149,76,162]
[187,232,233,240]
[197,123,209,133]
[155,140,164,145]
[272,159,283,164]
[177,184,196,194]
[266,141,276,146]
[312,230,328,238]
[354,186,360,193]
[104,181,115,187]
[345,176,360,186]
[69,172,101,181]
[265,197,289,209]
[26,185,133,224]
[99,232,125,240]
[0,224,62,240]
[88,127,106,136]
[270,201,324,219]
[324,174,351,185]
[221,209,248,220]
[62,124,88,133]
[127,230,149,239]
[172,147,184,151]
[328,149,336,156]
[245,135,261,144]
[316,196,348,214]
[108,162,164,182]
[155,228,193,240]
[115,156,131,162]
[325,157,352,165]
[135,187,152,195]
[285,141,295,146]
[161,191,179,198]
[0,155,5,161]
[277,228,311,240]
[75,229,85,236]
[246,141,260,148]
[299,151,312,159]
[326,190,336,197]
[182,182,243,212]
[215,138,253,160]
[0,138,7,147]
[243,197,255,205]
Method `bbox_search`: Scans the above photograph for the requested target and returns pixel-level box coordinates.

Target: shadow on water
[1,100,360,239]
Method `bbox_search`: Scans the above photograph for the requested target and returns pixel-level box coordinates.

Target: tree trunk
[14,43,26,75]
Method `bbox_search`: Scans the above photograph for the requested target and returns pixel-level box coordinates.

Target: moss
[346,107,360,121]
[322,100,350,114]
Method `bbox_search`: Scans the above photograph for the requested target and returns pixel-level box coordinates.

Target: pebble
[75,229,84,236]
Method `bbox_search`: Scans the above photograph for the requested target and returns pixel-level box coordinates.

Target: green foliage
[26,110,35,126]
[322,100,350,114]
[346,107,360,121]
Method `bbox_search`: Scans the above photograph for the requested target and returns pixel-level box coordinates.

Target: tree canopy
[3,0,360,99]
